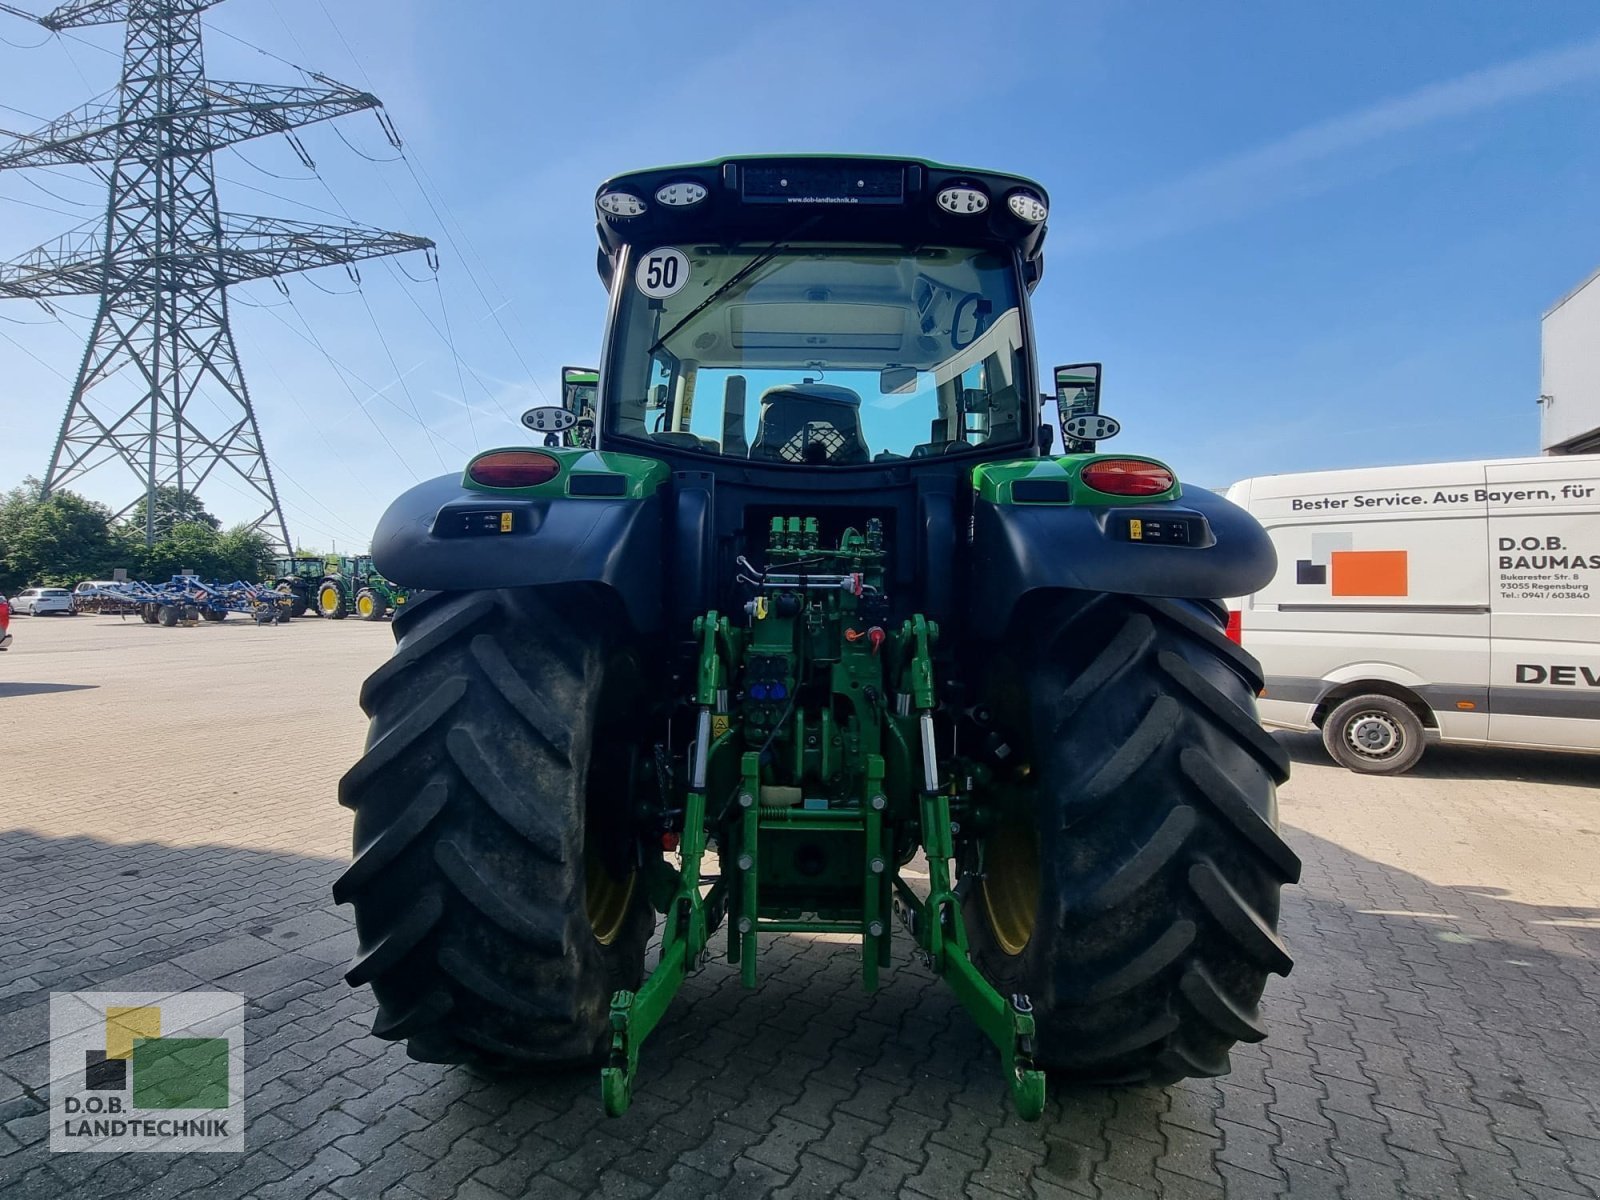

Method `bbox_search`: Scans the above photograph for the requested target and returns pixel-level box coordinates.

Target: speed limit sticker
[635,247,690,299]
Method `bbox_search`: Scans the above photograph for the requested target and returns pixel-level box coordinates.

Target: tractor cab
[274,555,325,582]
[588,158,1052,470]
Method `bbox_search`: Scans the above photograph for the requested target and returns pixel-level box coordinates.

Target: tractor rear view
[272,556,327,618]
[335,156,1299,1118]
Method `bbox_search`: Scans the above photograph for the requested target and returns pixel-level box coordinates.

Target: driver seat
[749,383,871,465]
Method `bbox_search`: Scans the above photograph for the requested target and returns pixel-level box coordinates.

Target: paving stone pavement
[2,614,1598,1198]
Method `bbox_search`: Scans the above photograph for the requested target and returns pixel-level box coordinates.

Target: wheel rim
[1344,710,1405,760]
[584,835,635,946]
[981,820,1040,957]
[319,585,340,611]
[357,594,374,617]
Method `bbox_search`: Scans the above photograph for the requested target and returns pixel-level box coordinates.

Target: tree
[214,524,276,582]
[125,485,221,540]
[139,521,222,581]
[134,521,276,583]
[0,478,134,593]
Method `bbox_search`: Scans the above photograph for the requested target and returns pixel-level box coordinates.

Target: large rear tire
[967,593,1301,1084]
[318,581,347,619]
[276,582,309,619]
[355,588,388,621]
[334,587,654,1069]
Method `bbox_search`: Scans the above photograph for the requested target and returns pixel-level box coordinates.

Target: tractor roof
[593,155,1049,281]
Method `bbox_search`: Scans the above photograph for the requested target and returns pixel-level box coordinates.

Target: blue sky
[1,0,1597,548]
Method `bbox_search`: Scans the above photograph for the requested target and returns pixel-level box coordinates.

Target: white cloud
[1064,34,1600,252]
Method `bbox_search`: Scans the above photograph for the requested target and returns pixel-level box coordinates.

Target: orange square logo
[1330,550,1407,597]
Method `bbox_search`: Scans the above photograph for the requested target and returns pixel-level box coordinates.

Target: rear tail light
[468,450,561,488]
[1225,609,1242,645]
[1079,458,1176,497]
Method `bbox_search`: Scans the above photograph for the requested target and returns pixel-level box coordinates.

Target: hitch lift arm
[600,607,1045,1121]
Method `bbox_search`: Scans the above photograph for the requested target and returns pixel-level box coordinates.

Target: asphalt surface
[1,612,1598,1198]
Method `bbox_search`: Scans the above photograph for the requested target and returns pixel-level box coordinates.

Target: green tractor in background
[316,554,410,621]
[270,555,326,618]
[336,156,1299,1119]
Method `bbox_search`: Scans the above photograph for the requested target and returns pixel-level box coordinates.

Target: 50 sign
[635,247,689,299]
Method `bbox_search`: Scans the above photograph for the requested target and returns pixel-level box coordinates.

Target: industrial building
[1540,265,1600,455]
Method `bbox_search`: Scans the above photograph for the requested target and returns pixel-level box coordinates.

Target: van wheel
[1322,694,1425,775]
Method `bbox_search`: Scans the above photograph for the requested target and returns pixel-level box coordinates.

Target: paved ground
[1,612,1598,1199]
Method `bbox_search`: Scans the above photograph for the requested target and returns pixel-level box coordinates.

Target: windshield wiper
[646,215,822,358]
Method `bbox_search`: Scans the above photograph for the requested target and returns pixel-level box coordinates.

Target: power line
[0,323,70,378]
[197,10,554,425]
[18,170,97,206]
[356,282,451,468]
[229,317,391,538]
[266,286,423,478]
[333,122,398,163]
[1,27,48,49]
[0,1,435,552]
[299,0,554,408]
[206,22,313,75]
[394,145,552,405]
[270,465,370,544]
[273,140,463,467]
[216,173,354,222]
[0,190,85,217]
[434,274,477,448]
[229,142,317,182]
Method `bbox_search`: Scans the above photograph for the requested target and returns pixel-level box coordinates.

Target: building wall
[1541,266,1600,455]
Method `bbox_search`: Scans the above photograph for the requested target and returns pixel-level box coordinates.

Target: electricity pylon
[0,0,434,548]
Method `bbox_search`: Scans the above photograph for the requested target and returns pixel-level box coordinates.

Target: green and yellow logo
[50,991,243,1153]
[84,1005,230,1109]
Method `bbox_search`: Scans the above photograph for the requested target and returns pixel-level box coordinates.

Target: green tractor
[270,555,327,618]
[336,156,1299,1119]
[316,554,410,621]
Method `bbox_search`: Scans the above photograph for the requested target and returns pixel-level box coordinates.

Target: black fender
[971,487,1275,627]
[370,474,665,633]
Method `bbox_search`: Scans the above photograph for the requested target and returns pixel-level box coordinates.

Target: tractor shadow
[0,682,98,698]
[2,820,1598,1198]
[1274,728,1600,787]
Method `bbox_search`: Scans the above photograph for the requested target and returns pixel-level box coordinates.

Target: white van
[1225,455,1600,773]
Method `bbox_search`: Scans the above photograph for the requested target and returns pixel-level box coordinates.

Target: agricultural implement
[336,156,1300,1119]
[80,576,289,625]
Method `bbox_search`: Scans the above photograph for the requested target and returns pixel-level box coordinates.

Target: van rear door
[1487,458,1600,750]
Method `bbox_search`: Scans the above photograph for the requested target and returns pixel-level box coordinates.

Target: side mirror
[560,365,599,449]
[1054,363,1119,451]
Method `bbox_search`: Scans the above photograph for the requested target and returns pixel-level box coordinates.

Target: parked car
[11,587,76,616]
[0,594,11,650]
[72,579,137,615]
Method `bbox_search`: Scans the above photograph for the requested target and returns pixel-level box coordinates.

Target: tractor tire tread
[358,592,496,712]
[968,593,1296,1084]
[336,586,651,1071]
[1073,805,1196,914]
[332,778,451,903]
